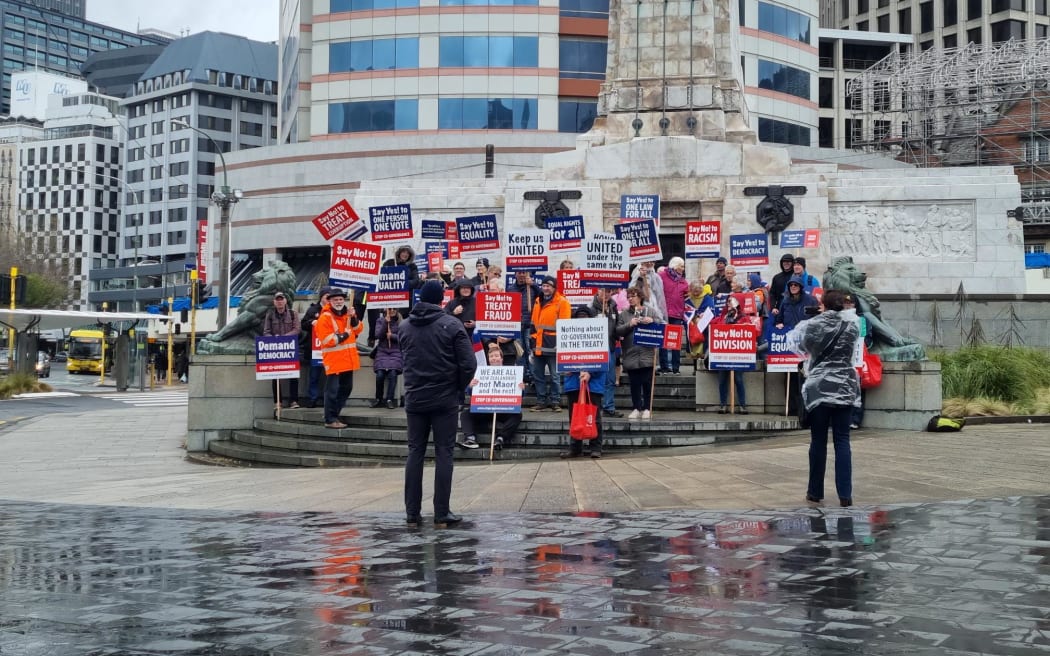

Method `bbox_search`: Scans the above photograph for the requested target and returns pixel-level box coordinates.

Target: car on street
[51,351,68,363]
[35,352,51,378]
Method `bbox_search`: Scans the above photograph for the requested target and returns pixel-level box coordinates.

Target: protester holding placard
[459,343,524,451]
[263,291,300,411]
[530,276,571,412]
[770,253,795,310]
[370,308,404,409]
[445,278,477,338]
[300,288,332,408]
[590,288,623,418]
[711,297,749,415]
[629,262,667,323]
[315,288,363,429]
[615,286,657,420]
[658,257,689,374]
[560,305,607,458]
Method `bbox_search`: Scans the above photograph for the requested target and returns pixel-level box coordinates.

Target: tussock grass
[0,373,52,399]
[931,346,1050,403]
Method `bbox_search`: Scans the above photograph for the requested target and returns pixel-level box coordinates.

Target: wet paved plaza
[3,497,1050,655]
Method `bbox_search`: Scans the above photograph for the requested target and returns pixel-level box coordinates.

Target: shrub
[932,346,1050,404]
[0,373,52,399]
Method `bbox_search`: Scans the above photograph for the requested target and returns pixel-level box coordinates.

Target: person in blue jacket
[792,257,820,294]
[774,276,819,330]
[560,305,607,459]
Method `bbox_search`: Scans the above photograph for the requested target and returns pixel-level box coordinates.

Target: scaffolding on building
[846,39,1050,225]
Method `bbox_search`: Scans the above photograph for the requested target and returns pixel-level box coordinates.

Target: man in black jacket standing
[399,279,477,528]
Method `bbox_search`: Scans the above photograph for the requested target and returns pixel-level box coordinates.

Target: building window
[169,184,188,199]
[858,0,868,12]
[169,161,189,176]
[991,19,1026,42]
[943,0,957,26]
[1038,0,1048,14]
[560,0,609,18]
[968,26,983,44]
[1024,138,1050,163]
[150,165,163,180]
[239,121,263,137]
[558,100,597,133]
[819,117,834,147]
[758,118,810,146]
[439,36,538,68]
[757,3,812,43]
[898,7,911,31]
[328,99,419,133]
[127,169,143,183]
[819,77,834,108]
[991,0,1025,9]
[877,13,889,30]
[330,37,420,72]
[198,115,232,131]
[943,33,958,48]
[558,39,607,79]
[438,98,537,130]
[845,118,861,148]
[151,143,164,157]
[330,0,423,9]
[857,19,869,30]
[841,0,849,19]
[919,1,933,32]
[757,60,811,100]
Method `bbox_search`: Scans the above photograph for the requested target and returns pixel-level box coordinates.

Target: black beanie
[419,280,445,305]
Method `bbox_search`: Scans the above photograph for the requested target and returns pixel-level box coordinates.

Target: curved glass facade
[331,0,421,10]
[330,38,419,72]
[559,39,607,79]
[438,36,538,68]
[329,99,419,132]
[758,117,811,145]
[758,59,810,100]
[438,98,537,129]
[757,2,811,44]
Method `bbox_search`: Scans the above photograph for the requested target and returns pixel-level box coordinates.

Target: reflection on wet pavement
[2,497,1050,655]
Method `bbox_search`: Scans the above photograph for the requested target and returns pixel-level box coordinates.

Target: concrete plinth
[186,354,273,452]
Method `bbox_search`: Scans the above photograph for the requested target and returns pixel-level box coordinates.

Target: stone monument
[197,261,298,355]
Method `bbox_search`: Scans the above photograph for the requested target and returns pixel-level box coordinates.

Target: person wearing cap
[300,287,332,408]
[770,253,795,311]
[400,279,478,527]
[792,257,820,294]
[263,291,301,411]
[705,256,728,291]
[530,275,571,411]
[315,287,364,429]
[469,258,490,290]
[658,257,689,374]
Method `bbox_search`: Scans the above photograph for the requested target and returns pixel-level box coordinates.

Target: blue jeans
[307,363,325,403]
[375,369,400,402]
[531,353,560,407]
[807,403,854,502]
[717,370,746,406]
[660,317,684,371]
[602,351,617,411]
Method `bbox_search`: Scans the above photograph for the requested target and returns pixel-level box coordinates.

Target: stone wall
[879,295,1050,351]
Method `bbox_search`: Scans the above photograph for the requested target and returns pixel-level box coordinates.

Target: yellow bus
[67,328,111,374]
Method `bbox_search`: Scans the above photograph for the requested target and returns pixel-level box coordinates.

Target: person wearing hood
[775,276,819,330]
[788,289,861,508]
[791,256,820,294]
[590,288,623,418]
[400,280,478,527]
[445,278,477,338]
[629,261,667,323]
[769,253,795,310]
[368,245,421,349]
[370,308,404,409]
[315,287,364,429]
[658,257,689,373]
[530,275,571,411]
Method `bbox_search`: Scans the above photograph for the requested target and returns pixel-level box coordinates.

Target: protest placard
[780,229,821,249]
[312,199,365,241]
[255,336,300,380]
[505,230,549,272]
[366,266,411,309]
[766,325,804,372]
[614,219,662,263]
[578,238,630,287]
[708,323,758,371]
[329,239,383,291]
[368,204,413,243]
[686,221,721,259]
[475,292,522,339]
[470,366,524,414]
[196,221,208,283]
[412,288,454,308]
[632,323,666,348]
[421,219,455,240]
[557,270,596,305]
[547,215,585,253]
[729,233,769,268]
[555,317,610,372]
[456,214,500,255]
[620,194,659,224]
[427,251,443,274]
[663,324,684,351]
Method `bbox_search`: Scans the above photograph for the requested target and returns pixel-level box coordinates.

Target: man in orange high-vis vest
[315,287,363,429]
[529,276,571,412]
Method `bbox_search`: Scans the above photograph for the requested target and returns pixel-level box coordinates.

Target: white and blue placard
[547,215,586,253]
[632,323,666,348]
[456,214,500,255]
[255,336,300,380]
[421,219,449,240]
[620,194,659,222]
[368,204,413,243]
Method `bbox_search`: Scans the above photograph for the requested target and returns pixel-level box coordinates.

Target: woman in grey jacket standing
[789,289,861,508]
[615,286,657,420]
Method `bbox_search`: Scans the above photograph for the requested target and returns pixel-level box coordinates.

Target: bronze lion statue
[823,257,926,361]
[197,261,298,355]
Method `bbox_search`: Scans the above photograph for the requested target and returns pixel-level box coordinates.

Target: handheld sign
[313,199,365,241]
[456,214,500,255]
[367,266,411,309]
[329,239,383,291]
[368,204,413,243]
[557,270,596,306]
[255,336,300,380]
[779,229,821,249]
[475,292,522,339]
[614,219,662,264]
[427,250,444,274]
[579,238,631,287]
[556,317,610,372]
[196,221,208,284]
[766,325,804,372]
[708,323,758,371]
[505,230,549,273]
[547,215,585,253]
[470,366,524,414]
[620,194,659,224]
[413,288,454,308]
[632,323,666,348]
[421,219,451,240]
[686,221,721,259]
[729,233,769,269]
[663,324,684,351]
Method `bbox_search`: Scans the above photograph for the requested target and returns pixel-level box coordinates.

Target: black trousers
[459,406,522,442]
[566,390,603,454]
[404,408,457,517]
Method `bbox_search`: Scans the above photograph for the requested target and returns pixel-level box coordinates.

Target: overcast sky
[86,1,279,44]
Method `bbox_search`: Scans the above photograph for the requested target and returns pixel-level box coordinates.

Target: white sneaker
[641,410,651,420]
[628,409,641,420]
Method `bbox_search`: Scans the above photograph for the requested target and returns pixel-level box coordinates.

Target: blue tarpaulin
[1025,253,1050,269]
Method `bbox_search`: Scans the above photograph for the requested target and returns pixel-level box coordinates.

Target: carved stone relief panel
[828,202,976,260]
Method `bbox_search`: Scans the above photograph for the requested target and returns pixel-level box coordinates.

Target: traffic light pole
[190,270,198,356]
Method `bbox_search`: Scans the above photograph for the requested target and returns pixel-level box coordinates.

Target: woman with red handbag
[561,306,606,459]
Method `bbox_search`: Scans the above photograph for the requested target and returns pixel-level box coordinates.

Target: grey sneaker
[457,435,479,449]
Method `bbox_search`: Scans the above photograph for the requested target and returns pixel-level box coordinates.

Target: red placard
[708,323,758,370]
[196,220,208,284]
[732,292,758,316]
[312,199,363,241]
[663,324,684,351]
[685,221,721,259]
[427,251,444,274]
[803,229,820,248]
[557,270,596,306]
[448,240,462,260]
[475,292,522,338]
[329,239,383,290]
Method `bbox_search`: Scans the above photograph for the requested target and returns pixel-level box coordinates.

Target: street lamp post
[170,118,240,330]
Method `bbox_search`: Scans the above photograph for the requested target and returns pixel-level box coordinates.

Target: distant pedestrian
[263,291,301,410]
[400,280,478,528]
[315,288,363,429]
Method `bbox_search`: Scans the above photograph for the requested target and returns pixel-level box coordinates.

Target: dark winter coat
[444,283,476,337]
[777,276,819,329]
[399,302,477,413]
[615,305,658,371]
[383,244,421,290]
[372,314,404,371]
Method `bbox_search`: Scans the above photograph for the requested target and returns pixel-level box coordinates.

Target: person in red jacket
[314,287,364,429]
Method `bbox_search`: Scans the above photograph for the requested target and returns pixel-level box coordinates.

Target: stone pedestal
[186,354,272,452]
[863,360,942,431]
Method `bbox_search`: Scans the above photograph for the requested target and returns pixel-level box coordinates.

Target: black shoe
[386,399,397,409]
[602,409,624,418]
[368,399,381,408]
[806,494,822,506]
[559,450,582,459]
[840,498,853,508]
[717,405,728,414]
[434,513,462,527]
[672,369,680,374]
[736,406,749,415]
[406,514,422,527]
